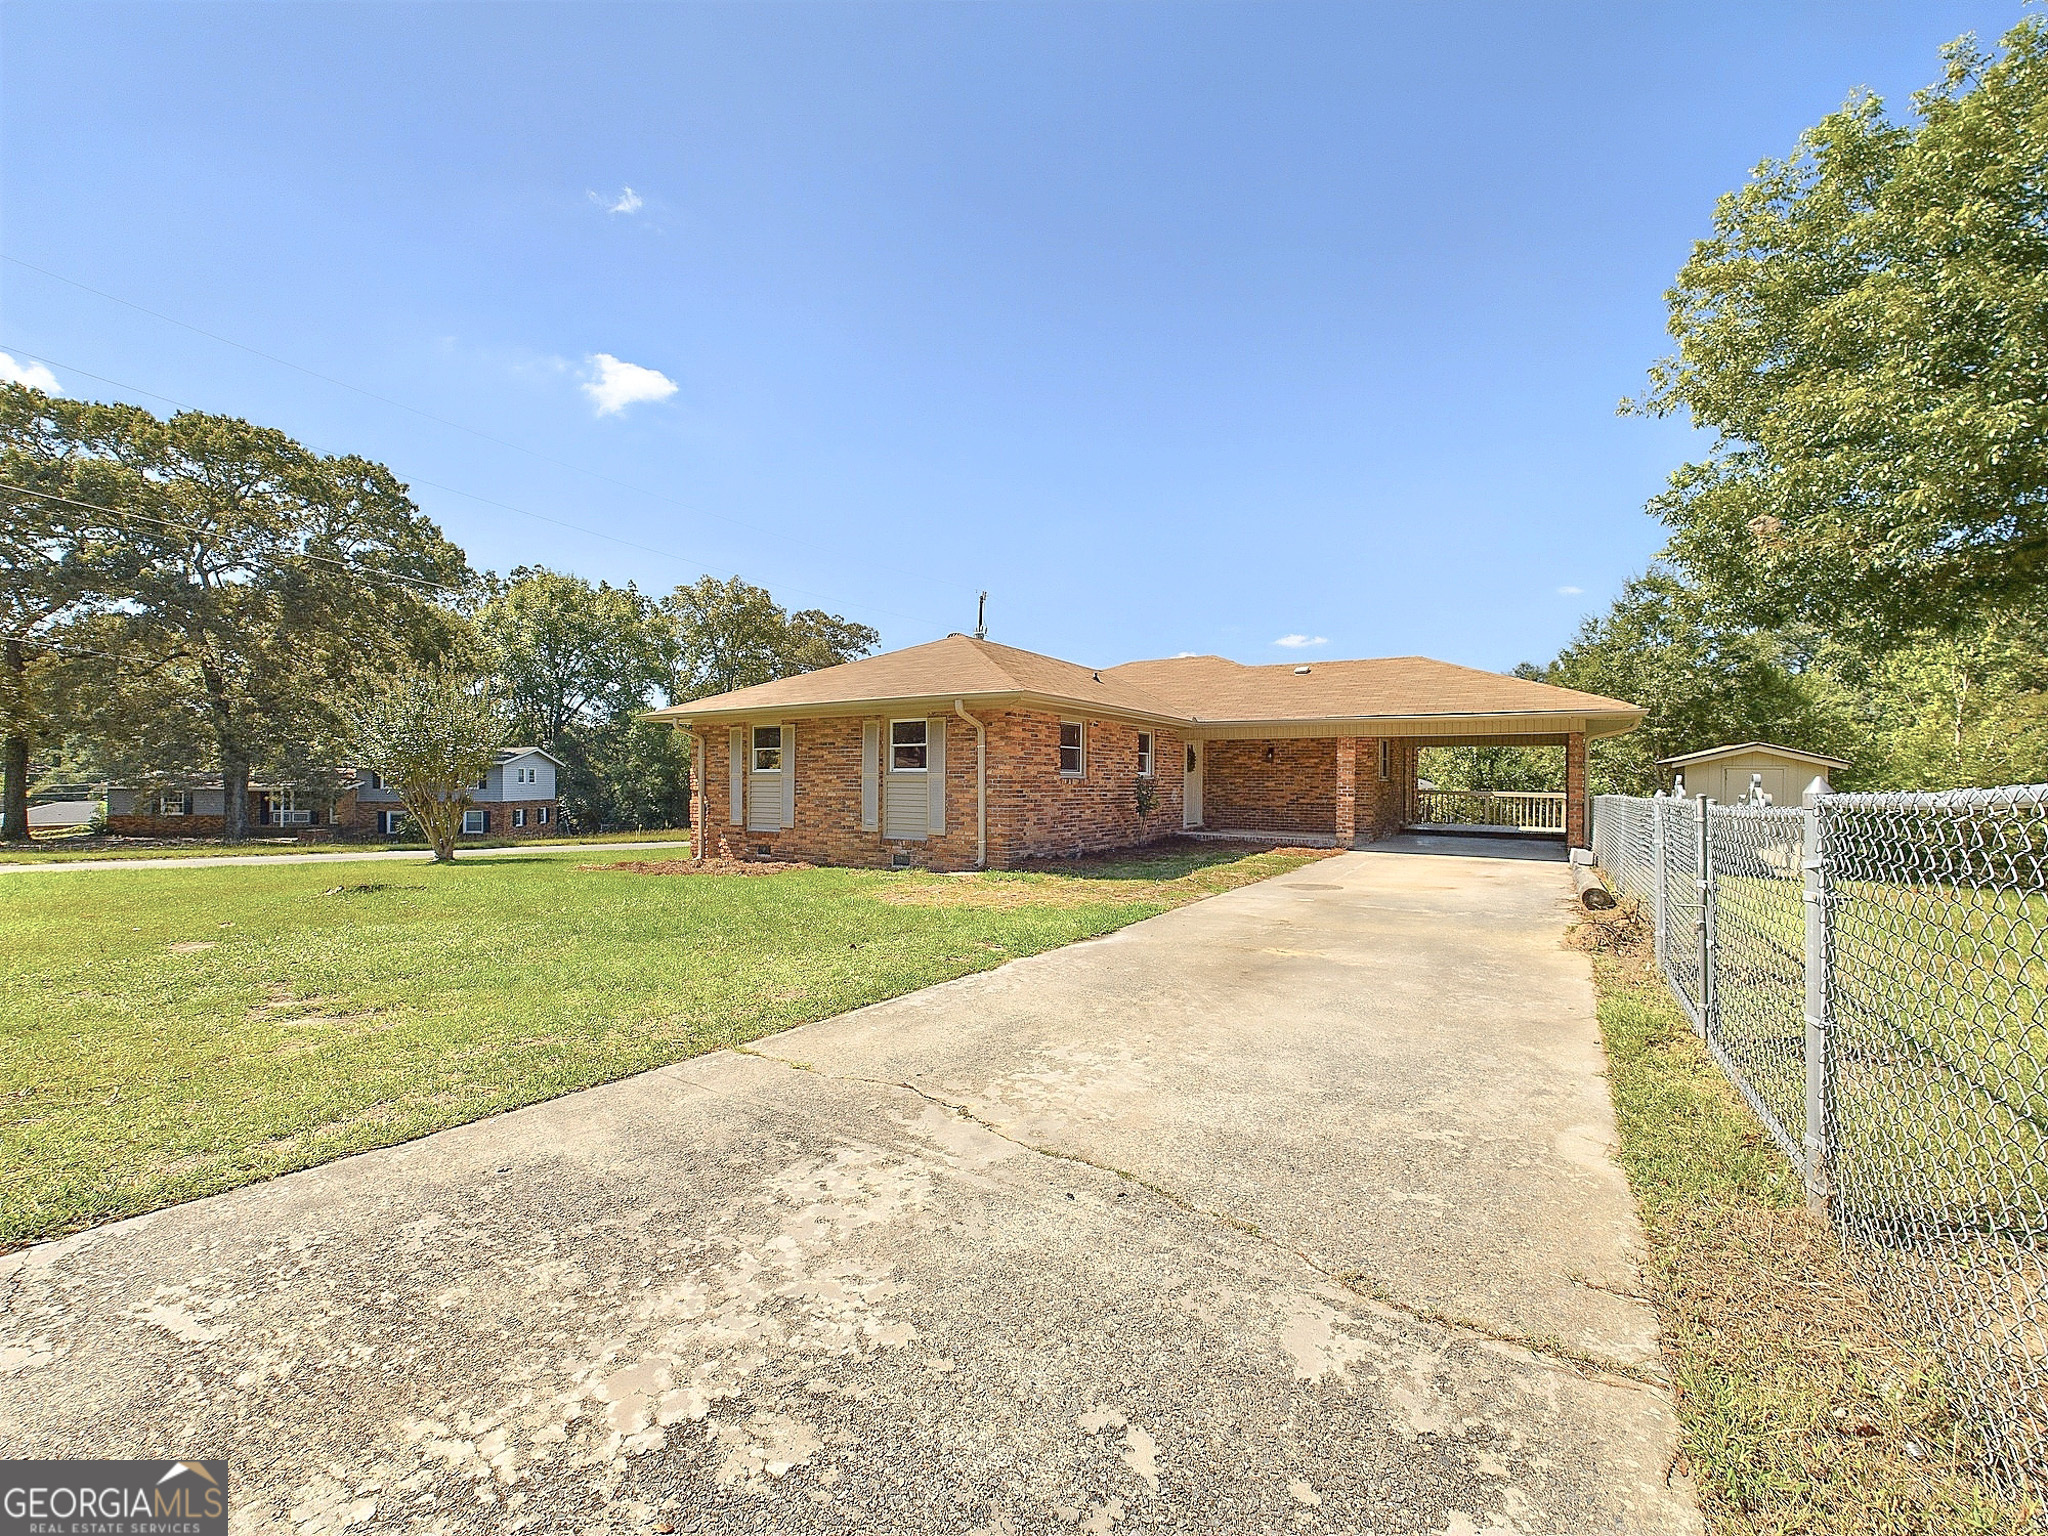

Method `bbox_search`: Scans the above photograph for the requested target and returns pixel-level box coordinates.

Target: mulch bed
[590,857,815,877]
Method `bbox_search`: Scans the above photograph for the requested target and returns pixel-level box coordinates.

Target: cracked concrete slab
[0,837,1699,1534]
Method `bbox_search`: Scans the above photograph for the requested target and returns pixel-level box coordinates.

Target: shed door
[1183,741,1203,828]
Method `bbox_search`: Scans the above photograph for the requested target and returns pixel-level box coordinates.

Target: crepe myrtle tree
[347,668,510,863]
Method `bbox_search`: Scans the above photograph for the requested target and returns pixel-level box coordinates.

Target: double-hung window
[513,807,527,828]
[1059,720,1085,777]
[891,720,927,771]
[1136,732,1153,777]
[463,809,487,835]
[752,726,783,772]
[377,808,406,836]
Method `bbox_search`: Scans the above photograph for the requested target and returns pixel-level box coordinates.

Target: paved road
[0,838,1698,1534]
[0,838,692,874]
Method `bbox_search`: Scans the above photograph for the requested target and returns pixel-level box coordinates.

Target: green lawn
[0,828,693,863]
[1578,908,2041,1534]
[0,839,1333,1251]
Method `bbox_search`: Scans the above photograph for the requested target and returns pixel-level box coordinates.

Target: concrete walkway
[0,838,692,874]
[0,839,1697,1535]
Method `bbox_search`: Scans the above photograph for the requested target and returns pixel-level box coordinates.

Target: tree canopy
[1634,15,2048,640]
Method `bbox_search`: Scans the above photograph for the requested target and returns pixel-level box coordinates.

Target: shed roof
[647,635,1643,736]
[1656,741,1850,770]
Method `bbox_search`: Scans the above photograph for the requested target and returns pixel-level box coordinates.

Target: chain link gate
[1592,785,2047,1502]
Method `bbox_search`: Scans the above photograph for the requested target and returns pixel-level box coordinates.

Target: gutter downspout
[953,698,987,869]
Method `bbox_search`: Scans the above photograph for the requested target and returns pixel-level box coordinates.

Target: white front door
[1183,741,1203,828]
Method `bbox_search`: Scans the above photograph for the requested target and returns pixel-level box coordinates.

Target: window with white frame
[1059,720,1085,777]
[477,773,489,790]
[538,806,550,824]
[513,807,526,827]
[377,808,406,836]
[158,791,187,816]
[752,725,783,772]
[1136,732,1153,777]
[890,719,927,771]
[512,764,538,785]
[463,809,487,835]
[1379,740,1391,779]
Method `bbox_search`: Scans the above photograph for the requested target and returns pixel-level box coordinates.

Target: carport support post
[1334,738,1357,847]
[1651,795,1667,977]
[1565,731,1588,849]
[1800,785,1835,1216]
[1697,794,1715,1043]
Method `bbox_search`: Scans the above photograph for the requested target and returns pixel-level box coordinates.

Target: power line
[2,254,976,622]
[0,482,465,596]
[0,342,951,631]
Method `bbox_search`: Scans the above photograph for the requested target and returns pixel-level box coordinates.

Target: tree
[479,567,668,746]
[1633,15,2048,641]
[661,576,878,701]
[478,567,680,828]
[345,667,509,862]
[67,405,470,839]
[1545,569,1849,794]
[0,387,140,840]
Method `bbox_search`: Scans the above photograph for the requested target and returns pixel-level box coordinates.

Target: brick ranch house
[646,635,1643,870]
[104,747,565,839]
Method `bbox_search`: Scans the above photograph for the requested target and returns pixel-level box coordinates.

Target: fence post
[1697,795,1715,1041]
[1651,795,1668,976]
[1800,784,1833,1214]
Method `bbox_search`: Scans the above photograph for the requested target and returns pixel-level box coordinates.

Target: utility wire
[2,255,976,624]
[1,482,465,596]
[0,341,950,631]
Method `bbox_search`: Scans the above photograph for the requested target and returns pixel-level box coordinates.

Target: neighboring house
[103,748,565,840]
[345,747,564,838]
[1658,742,1849,805]
[645,635,1643,869]
[106,781,352,837]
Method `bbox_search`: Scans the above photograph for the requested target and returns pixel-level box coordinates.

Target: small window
[1379,740,1391,780]
[477,774,489,791]
[158,792,187,817]
[752,725,783,773]
[366,771,382,791]
[463,809,487,835]
[1136,732,1153,777]
[1059,720,1084,777]
[538,806,550,824]
[891,719,927,771]
[378,808,406,836]
[1186,743,1197,774]
[513,807,526,828]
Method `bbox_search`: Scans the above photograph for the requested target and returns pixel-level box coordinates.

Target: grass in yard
[0,838,1335,1251]
[1575,906,2041,1535]
[0,828,694,864]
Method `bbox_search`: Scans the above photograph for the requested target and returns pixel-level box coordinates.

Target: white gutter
[953,698,987,869]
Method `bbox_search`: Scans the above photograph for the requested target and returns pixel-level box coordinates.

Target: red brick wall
[690,710,1183,870]
[106,815,228,837]
[1201,738,1339,836]
[336,798,561,839]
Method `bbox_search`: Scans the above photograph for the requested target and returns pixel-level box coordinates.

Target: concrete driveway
[0,838,1698,1535]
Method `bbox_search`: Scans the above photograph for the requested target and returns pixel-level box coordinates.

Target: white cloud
[1273,634,1327,649]
[1557,585,1584,596]
[581,353,678,415]
[590,186,643,215]
[0,353,61,394]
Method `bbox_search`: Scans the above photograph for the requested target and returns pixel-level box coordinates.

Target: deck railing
[1409,788,1567,832]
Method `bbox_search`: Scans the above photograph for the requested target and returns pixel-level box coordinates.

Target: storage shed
[1657,742,1849,806]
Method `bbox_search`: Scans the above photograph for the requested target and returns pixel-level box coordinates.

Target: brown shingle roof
[648,636,1643,734]
[1101,654,1640,724]
[644,635,1184,723]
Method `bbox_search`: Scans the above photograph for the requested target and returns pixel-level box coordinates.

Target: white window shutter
[728,726,744,825]
[782,721,796,828]
[927,717,946,835]
[861,720,879,830]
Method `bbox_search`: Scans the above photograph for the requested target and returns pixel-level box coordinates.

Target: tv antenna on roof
[974,591,988,641]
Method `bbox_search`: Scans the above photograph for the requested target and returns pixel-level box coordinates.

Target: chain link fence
[1592,787,2047,1499]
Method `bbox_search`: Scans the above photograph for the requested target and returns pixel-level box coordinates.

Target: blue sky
[0,2,2023,671]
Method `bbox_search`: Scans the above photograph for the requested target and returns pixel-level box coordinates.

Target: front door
[1183,741,1203,828]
